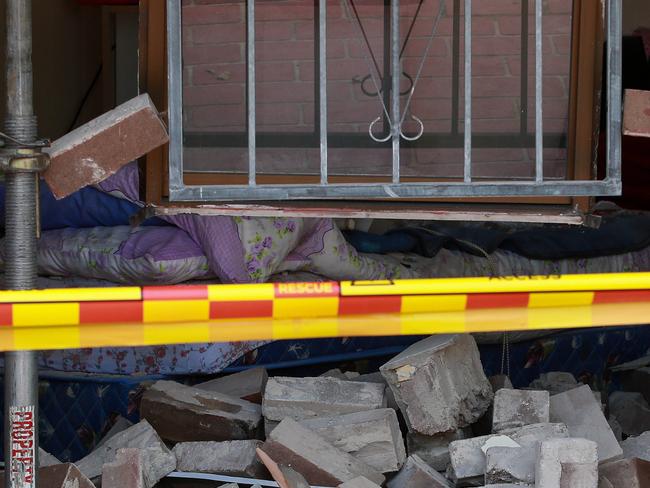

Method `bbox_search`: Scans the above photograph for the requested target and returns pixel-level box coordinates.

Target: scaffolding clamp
[0,145,50,173]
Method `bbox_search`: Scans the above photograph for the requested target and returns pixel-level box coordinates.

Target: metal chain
[501,332,511,378]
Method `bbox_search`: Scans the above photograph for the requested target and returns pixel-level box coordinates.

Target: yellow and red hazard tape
[0,272,649,351]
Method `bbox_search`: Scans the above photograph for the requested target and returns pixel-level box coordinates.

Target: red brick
[44,94,168,199]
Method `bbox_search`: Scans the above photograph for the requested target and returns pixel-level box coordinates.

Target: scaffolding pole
[3,0,41,486]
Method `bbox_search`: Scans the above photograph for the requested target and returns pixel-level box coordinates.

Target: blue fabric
[345,214,650,260]
[0,181,141,230]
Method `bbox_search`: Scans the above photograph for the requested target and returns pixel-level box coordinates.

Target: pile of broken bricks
[31,333,650,487]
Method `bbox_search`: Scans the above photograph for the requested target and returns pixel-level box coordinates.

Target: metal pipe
[319,0,328,185]
[607,0,622,182]
[247,0,256,186]
[535,0,544,183]
[391,0,400,183]
[463,0,472,183]
[3,0,40,486]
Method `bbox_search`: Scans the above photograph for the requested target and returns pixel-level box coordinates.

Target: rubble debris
[480,436,521,454]
[102,448,143,488]
[608,416,623,442]
[95,416,134,449]
[352,372,399,411]
[622,432,650,462]
[380,334,493,435]
[386,455,452,488]
[529,372,580,395]
[43,93,168,199]
[406,428,471,472]
[24,464,96,488]
[480,485,532,488]
[256,448,291,488]
[140,380,262,442]
[265,418,280,438]
[549,385,623,463]
[489,375,513,392]
[508,423,569,448]
[354,372,386,384]
[609,391,650,437]
[599,479,614,488]
[491,389,549,433]
[320,368,346,379]
[338,476,383,488]
[279,465,311,488]
[262,376,385,422]
[448,434,510,485]
[261,418,385,486]
[485,446,536,485]
[172,440,266,477]
[599,457,650,487]
[39,448,61,467]
[76,420,176,484]
[535,438,598,488]
[196,368,268,404]
[300,408,406,473]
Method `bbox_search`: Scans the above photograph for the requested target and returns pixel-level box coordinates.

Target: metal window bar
[167,0,623,201]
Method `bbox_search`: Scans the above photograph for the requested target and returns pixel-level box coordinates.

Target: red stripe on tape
[274,282,340,298]
[79,301,143,324]
[593,290,650,304]
[466,293,530,309]
[339,296,402,315]
[142,285,209,301]
[0,304,12,326]
[211,300,273,319]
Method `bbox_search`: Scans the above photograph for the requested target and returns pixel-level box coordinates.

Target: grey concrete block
[76,420,176,485]
[550,385,623,463]
[609,391,650,437]
[95,416,134,450]
[406,428,471,472]
[195,367,268,404]
[492,389,549,433]
[140,380,262,442]
[536,438,598,488]
[485,446,536,485]
[39,448,60,467]
[386,455,452,488]
[338,476,382,488]
[262,376,385,422]
[380,334,493,435]
[621,431,650,462]
[301,408,406,473]
[529,372,580,395]
[508,423,569,448]
[261,418,385,486]
[449,434,509,486]
[172,440,266,477]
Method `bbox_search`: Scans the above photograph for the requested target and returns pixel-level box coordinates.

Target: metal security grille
[167,0,622,201]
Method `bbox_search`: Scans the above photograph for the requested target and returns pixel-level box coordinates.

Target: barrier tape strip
[0,272,648,351]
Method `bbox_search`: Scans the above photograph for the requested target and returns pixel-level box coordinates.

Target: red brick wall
[181,0,572,180]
